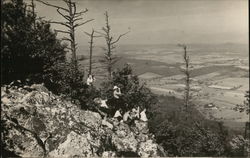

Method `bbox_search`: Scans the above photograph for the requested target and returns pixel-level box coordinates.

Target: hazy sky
[31,0,248,45]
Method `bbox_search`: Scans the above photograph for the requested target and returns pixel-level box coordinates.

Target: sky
[30,0,248,45]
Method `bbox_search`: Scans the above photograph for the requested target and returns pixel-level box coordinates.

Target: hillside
[1,83,165,157]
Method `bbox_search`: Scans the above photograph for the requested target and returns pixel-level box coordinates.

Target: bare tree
[97,11,129,79]
[178,44,191,114]
[36,0,93,72]
[84,29,101,75]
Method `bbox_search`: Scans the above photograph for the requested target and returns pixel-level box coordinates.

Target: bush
[153,120,226,156]
[228,135,249,156]
[234,91,249,115]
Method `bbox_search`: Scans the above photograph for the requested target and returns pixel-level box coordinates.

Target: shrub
[228,135,249,156]
[234,91,249,115]
[153,120,226,157]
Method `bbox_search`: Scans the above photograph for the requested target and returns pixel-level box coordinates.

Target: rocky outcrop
[1,83,163,157]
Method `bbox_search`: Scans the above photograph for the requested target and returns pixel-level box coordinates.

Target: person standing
[112,85,123,114]
[113,86,122,99]
[87,74,93,86]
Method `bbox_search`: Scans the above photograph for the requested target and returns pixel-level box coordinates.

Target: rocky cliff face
[1,83,164,157]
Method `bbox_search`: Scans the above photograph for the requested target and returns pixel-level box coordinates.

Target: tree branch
[73,3,76,15]
[74,8,89,17]
[111,31,130,45]
[84,32,92,36]
[55,29,70,34]
[36,0,69,12]
[74,19,94,28]
[49,21,71,29]
[84,31,102,38]
[62,0,70,6]
[57,8,71,21]
[73,17,83,23]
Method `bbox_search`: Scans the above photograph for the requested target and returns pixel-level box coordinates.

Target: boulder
[135,120,149,134]
[48,131,93,157]
[138,139,158,157]
[102,151,117,157]
[112,131,138,153]
[1,83,163,157]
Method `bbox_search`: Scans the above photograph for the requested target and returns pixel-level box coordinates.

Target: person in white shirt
[100,99,108,108]
[131,106,140,120]
[87,74,94,86]
[113,86,122,99]
[140,109,148,122]
[113,109,122,122]
[123,111,131,122]
[93,97,110,116]
[123,110,136,126]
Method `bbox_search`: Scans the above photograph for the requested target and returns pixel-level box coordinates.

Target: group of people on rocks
[86,74,148,129]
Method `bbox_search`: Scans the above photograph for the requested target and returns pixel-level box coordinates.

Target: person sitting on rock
[131,107,140,120]
[86,74,94,86]
[113,86,122,99]
[100,98,108,108]
[94,97,110,116]
[123,110,133,125]
[140,108,148,122]
[113,109,123,122]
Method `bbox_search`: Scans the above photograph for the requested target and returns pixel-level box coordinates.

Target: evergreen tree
[1,0,67,93]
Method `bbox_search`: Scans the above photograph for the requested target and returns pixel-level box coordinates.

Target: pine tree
[1,0,66,93]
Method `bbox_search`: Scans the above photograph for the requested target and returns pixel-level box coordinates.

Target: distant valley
[78,43,249,129]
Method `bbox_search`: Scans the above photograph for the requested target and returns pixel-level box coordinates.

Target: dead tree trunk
[89,30,94,75]
[97,11,129,79]
[178,44,191,114]
[85,29,101,75]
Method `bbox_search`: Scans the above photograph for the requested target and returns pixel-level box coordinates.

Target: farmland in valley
[78,43,249,129]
